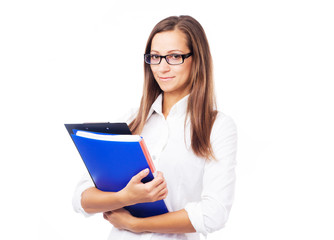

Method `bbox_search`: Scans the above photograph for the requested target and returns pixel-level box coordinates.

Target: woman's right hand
[120,168,168,206]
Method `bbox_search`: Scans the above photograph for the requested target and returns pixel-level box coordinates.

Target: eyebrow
[150,49,186,54]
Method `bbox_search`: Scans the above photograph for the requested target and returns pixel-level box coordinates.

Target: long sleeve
[72,172,95,217]
[184,115,237,236]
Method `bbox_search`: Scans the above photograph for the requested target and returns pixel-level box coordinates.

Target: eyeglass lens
[145,54,185,65]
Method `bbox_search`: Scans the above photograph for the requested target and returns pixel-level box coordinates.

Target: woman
[73,15,237,240]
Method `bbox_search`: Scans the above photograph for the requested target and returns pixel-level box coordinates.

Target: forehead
[151,29,189,53]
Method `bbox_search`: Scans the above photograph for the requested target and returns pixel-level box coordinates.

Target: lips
[159,76,175,82]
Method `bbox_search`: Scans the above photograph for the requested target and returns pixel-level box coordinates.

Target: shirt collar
[147,93,189,120]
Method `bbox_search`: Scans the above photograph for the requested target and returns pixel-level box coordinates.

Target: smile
[159,76,175,82]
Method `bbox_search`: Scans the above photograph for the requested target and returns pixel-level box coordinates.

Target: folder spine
[139,139,156,174]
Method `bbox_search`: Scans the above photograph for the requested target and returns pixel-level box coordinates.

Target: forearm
[133,209,196,234]
[80,170,168,214]
[81,187,128,214]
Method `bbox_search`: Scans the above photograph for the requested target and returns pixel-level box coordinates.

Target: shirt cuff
[184,202,207,236]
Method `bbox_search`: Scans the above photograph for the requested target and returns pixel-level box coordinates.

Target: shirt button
[152,155,156,160]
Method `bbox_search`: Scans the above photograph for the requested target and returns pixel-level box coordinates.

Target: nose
[158,57,171,72]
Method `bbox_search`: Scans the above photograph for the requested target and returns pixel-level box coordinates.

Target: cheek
[150,66,158,78]
[177,65,191,80]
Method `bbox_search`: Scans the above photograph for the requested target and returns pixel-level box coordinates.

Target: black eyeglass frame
[144,53,193,65]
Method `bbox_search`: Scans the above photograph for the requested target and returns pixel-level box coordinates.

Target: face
[150,29,192,99]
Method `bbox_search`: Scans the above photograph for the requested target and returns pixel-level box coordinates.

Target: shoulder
[213,111,237,131]
[211,111,237,142]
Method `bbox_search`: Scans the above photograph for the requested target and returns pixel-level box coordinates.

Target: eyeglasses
[144,53,192,65]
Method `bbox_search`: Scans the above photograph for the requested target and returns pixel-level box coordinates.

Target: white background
[1,1,333,239]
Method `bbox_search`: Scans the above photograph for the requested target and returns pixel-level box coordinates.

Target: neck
[162,91,189,118]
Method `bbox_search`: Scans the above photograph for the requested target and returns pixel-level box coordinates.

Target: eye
[151,54,160,60]
[170,54,182,59]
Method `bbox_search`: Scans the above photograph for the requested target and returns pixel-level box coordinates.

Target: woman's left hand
[103,208,139,232]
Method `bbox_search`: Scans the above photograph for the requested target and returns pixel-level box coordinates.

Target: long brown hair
[129,15,217,160]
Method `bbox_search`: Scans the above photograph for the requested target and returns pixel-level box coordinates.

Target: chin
[157,83,175,93]
[160,88,173,94]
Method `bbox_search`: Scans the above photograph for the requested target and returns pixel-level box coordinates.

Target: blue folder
[69,128,169,218]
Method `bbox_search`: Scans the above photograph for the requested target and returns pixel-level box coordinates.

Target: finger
[158,185,168,199]
[147,181,167,201]
[155,171,164,179]
[132,168,150,182]
[153,180,167,193]
[114,208,129,214]
[158,188,168,200]
[104,211,111,217]
[147,172,165,188]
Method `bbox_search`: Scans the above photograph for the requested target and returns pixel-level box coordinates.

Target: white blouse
[72,94,237,240]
